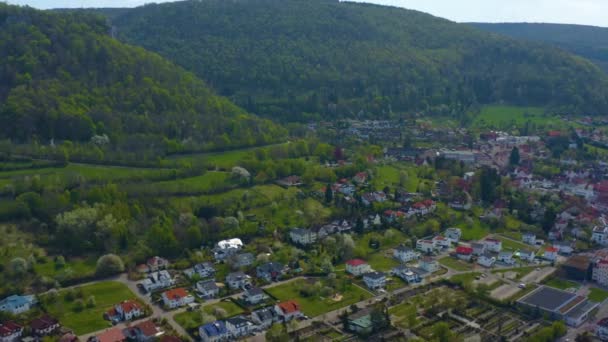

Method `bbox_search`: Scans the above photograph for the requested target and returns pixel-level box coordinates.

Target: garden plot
[520,267,556,284]
[490,284,521,301]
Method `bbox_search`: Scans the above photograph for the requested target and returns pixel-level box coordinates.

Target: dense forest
[0,4,286,154]
[101,0,608,121]
[472,23,608,73]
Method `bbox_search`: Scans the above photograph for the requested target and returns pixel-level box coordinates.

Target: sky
[5,0,608,27]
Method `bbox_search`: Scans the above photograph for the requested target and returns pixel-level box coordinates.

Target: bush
[87,295,96,308]
[64,288,76,302]
[74,298,85,312]
[95,254,125,277]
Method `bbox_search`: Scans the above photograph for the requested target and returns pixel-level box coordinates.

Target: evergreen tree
[510,147,520,165]
[325,183,333,203]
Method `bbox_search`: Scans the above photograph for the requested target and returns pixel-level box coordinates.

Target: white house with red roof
[274,300,302,322]
[482,238,502,253]
[543,247,559,261]
[161,288,195,309]
[408,200,436,217]
[456,246,473,261]
[106,300,143,323]
[345,259,371,276]
[353,172,367,184]
[0,321,22,342]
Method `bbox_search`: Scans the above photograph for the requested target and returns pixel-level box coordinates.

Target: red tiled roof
[277,300,300,314]
[97,327,126,342]
[545,247,558,253]
[346,259,367,267]
[134,320,159,337]
[163,288,188,301]
[120,300,141,313]
[456,246,473,255]
[30,315,59,331]
[0,321,22,337]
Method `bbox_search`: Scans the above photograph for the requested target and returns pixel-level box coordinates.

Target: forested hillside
[107,0,608,121]
[472,23,608,73]
[0,4,285,154]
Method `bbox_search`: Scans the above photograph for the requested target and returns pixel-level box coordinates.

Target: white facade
[289,228,317,245]
[522,233,536,245]
[393,246,420,263]
[478,255,496,268]
[346,261,371,276]
[433,236,450,248]
[363,272,387,290]
[592,226,608,245]
[140,270,175,292]
[444,228,462,243]
[483,239,502,253]
[161,289,195,309]
[593,261,608,287]
[416,239,435,253]
[419,258,439,273]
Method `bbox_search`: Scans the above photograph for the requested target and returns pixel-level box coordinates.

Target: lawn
[132,171,233,195]
[495,235,530,251]
[42,281,140,335]
[589,288,608,303]
[449,272,481,286]
[439,256,473,271]
[366,252,400,272]
[34,257,97,279]
[265,279,373,317]
[471,105,547,128]
[174,300,246,331]
[492,266,536,280]
[544,278,579,291]
[372,164,419,192]
[202,300,245,317]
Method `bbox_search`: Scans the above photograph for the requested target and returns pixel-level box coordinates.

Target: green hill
[471,23,608,73]
[105,0,608,121]
[0,4,285,153]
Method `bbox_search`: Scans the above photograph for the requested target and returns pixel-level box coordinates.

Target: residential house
[592,259,608,287]
[498,251,515,265]
[363,272,387,290]
[456,246,473,261]
[277,175,303,187]
[185,262,215,279]
[445,228,462,243]
[478,253,496,268]
[196,280,220,299]
[544,247,559,262]
[106,300,143,323]
[483,238,502,253]
[230,253,255,268]
[361,192,387,206]
[416,239,435,253]
[419,257,439,273]
[242,287,268,305]
[274,300,302,322]
[391,265,420,283]
[289,228,317,246]
[225,271,251,290]
[251,307,278,329]
[522,232,537,245]
[161,288,195,309]
[353,172,367,184]
[256,262,285,282]
[213,238,244,260]
[596,317,608,341]
[433,235,450,249]
[199,321,229,342]
[147,256,169,272]
[519,250,536,263]
[225,316,254,339]
[123,320,163,342]
[0,321,22,342]
[553,241,574,255]
[345,259,371,276]
[472,242,486,256]
[0,295,36,315]
[30,315,60,336]
[592,225,608,245]
[96,327,126,342]
[409,200,436,216]
[347,308,374,335]
[393,245,420,263]
[140,270,174,293]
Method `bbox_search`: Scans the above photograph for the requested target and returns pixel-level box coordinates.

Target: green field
[366,252,400,272]
[439,257,473,271]
[494,235,530,251]
[265,280,372,317]
[129,171,233,195]
[544,278,579,291]
[175,300,246,331]
[34,257,97,279]
[471,106,546,128]
[589,288,608,303]
[372,164,419,193]
[42,281,140,335]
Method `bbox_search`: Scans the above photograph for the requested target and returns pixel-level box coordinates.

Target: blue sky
[5,0,608,27]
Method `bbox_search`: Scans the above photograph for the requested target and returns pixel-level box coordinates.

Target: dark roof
[253,307,276,321]
[226,316,250,327]
[517,286,578,312]
[565,300,598,320]
[246,287,265,296]
[30,315,59,331]
[197,280,219,291]
[363,271,386,280]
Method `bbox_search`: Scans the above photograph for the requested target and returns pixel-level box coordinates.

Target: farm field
[471,105,547,128]
[42,281,140,335]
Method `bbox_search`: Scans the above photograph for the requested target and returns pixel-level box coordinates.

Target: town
[3,109,608,342]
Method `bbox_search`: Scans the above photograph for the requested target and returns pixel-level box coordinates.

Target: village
[5,114,608,341]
